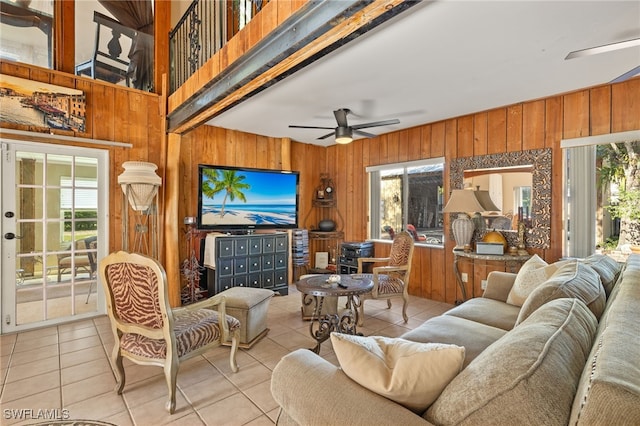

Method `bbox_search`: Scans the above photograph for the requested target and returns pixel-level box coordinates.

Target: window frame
[560,130,640,258]
[367,157,445,247]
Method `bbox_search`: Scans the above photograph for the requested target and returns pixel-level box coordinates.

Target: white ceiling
[205,0,640,146]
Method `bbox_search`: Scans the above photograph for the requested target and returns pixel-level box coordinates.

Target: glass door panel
[1,141,107,333]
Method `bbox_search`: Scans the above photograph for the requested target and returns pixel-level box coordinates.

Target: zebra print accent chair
[356,231,415,326]
[99,251,241,414]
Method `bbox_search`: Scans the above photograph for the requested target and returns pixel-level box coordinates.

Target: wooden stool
[218,287,274,349]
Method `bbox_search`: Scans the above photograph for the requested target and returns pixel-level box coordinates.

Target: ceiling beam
[167,0,420,134]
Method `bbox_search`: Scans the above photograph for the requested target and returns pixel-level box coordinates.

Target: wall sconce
[118,161,162,257]
[443,189,499,251]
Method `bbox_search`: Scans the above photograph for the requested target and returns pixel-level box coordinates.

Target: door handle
[4,233,22,240]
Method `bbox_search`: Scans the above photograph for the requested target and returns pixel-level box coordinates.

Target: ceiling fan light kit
[335,127,353,144]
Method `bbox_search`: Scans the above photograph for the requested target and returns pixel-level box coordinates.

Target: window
[0,0,54,68]
[367,158,445,245]
[562,132,640,258]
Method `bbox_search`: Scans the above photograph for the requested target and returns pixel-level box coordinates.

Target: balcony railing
[169,0,269,93]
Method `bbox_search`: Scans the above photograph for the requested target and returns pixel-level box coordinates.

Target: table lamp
[443,189,499,251]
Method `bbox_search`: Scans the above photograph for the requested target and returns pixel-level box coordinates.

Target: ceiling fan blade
[289,125,335,130]
[565,37,640,59]
[353,129,377,138]
[610,64,640,83]
[317,131,335,140]
[334,109,349,128]
[351,118,400,130]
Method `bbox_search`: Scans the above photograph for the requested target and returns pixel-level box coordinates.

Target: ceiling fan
[565,37,640,83]
[289,108,400,144]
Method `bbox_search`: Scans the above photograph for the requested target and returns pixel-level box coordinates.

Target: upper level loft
[165,0,417,134]
[0,0,270,94]
[0,0,417,136]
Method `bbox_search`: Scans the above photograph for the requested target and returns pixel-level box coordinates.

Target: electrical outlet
[481,279,488,290]
[461,273,468,283]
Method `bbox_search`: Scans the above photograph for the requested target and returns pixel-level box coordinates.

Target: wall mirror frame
[450,148,552,248]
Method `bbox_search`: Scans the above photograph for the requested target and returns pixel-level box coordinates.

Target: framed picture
[315,252,329,269]
[0,74,86,132]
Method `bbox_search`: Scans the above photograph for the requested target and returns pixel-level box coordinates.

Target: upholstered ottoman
[218,287,274,349]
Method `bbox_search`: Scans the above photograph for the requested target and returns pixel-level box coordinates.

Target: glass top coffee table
[296,274,373,353]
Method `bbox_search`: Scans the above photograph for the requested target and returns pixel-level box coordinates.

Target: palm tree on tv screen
[202,169,250,217]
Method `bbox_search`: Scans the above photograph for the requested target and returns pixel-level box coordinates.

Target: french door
[1,140,108,333]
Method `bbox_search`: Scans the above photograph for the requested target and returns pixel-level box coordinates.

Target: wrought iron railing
[169,0,269,93]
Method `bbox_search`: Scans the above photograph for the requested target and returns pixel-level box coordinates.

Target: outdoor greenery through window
[367,158,444,245]
[563,136,639,259]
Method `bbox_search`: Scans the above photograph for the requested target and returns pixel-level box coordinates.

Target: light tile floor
[0,284,452,426]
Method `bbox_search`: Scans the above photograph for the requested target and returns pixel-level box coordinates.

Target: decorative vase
[318,219,336,232]
[451,213,474,251]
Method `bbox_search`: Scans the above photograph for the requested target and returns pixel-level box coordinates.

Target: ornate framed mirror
[450,148,551,248]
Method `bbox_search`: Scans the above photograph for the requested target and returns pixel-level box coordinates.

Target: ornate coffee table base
[297,274,373,354]
[306,295,362,353]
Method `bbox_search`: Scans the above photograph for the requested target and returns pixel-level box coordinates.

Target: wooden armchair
[357,231,415,326]
[99,251,240,414]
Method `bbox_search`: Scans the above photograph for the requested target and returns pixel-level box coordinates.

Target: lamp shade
[442,190,485,213]
[118,161,161,211]
[474,190,500,212]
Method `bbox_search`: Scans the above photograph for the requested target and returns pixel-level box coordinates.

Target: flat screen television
[197,164,300,231]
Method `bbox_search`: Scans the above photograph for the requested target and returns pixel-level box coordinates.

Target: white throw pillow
[506,254,570,306]
[330,332,465,413]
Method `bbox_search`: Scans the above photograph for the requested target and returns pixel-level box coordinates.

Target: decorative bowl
[318,219,336,232]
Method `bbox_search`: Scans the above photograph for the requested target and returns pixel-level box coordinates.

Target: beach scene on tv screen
[200,168,297,227]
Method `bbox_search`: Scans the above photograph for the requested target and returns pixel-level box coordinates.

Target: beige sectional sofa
[271,253,640,425]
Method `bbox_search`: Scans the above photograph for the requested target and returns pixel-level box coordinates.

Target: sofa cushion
[580,253,622,297]
[425,298,598,425]
[570,256,640,425]
[401,314,507,368]
[330,333,464,413]
[516,261,606,325]
[506,254,570,306]
[445,297,520,330]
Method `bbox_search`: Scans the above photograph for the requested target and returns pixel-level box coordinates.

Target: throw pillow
[515,260,606,325]
[330,332,465,413]
[580,254,622,297]
[506,254,570,306]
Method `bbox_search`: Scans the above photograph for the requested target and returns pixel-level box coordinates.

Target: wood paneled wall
[322,77,640,304]
[0,60,164,259]
[3,66,639,307]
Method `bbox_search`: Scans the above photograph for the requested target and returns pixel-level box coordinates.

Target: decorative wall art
[0,74,86,132]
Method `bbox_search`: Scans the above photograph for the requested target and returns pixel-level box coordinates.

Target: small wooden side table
[296,274,373,353]
[453,250,532,305]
